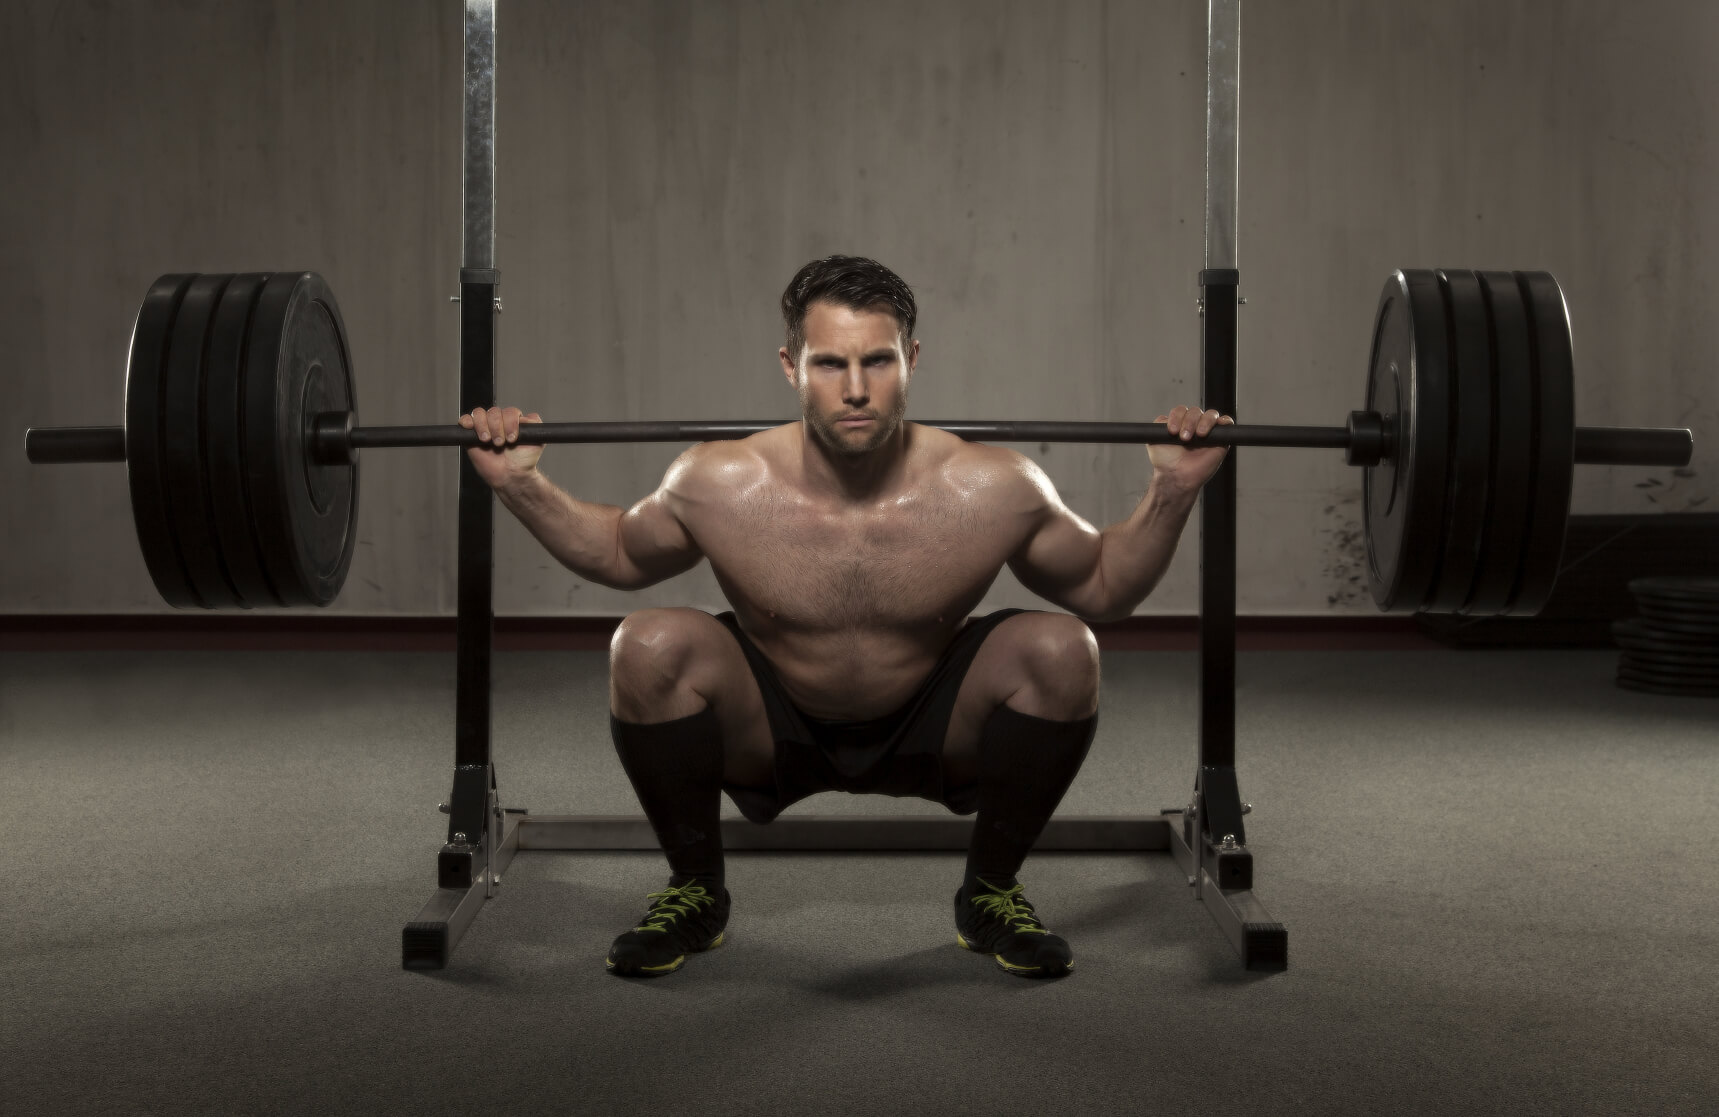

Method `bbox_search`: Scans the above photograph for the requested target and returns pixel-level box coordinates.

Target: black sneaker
[605,879,730,977]
[955,877,1074,978]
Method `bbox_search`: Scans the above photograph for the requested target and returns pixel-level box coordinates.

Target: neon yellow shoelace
[967,882,1048,936]
[634,883,717,933]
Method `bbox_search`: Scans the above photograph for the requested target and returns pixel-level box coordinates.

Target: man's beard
[800,384,909,457]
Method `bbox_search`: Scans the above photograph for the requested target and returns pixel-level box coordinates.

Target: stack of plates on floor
[1612,577,1719,697]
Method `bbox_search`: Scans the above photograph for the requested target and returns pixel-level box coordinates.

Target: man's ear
[779,346,798,389]
[907,338,920,378]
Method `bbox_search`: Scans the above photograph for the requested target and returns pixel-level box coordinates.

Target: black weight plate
[1616,675,1719,698]
[1616,634,1719,659]
[1611,619,1719,651]
[1636,597,1719,617]
[243,272,358,607]
[1636,585,1719,605]
[1633,601,1719,620]
[1630,613,1719,638]
[160,273,240,609]
[1616,642,1719,662]
[1463,272,1535,615]
[1615,656,1712,683]
[1425,269,1492,612]
[1629,576,1719,603]
[1621,661,1719,676]
[1635,593,1719,614]
[1615,659,1712,677]
[1635,601,1719,623]
[1636,596,1719,616]
[204,273,280,608]
[1364,270,1451,612]
[125,274,201,608]
[1617,667,1719,693]
[1507,272,1575,615]
[1620,644,1719,666]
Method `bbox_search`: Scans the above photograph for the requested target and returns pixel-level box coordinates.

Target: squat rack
[404,0,1285,971]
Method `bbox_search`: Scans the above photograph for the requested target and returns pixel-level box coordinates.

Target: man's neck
[796,421,913,503]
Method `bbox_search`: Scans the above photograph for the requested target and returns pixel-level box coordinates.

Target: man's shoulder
[913,423,1043,489]
[664,424,791,496]
[908,426,1054,523]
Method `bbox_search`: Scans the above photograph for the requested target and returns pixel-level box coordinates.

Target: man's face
[779,300,919,457]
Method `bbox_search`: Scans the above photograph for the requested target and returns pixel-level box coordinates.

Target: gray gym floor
[2,647,1715,1116]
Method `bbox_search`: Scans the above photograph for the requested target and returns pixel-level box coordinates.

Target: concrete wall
[4,0,1713,616]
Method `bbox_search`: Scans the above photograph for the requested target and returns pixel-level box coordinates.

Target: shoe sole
[956,932,1073,978]
[605,931,725,978]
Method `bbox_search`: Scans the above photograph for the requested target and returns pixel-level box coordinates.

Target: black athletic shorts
[713,609,1026,825]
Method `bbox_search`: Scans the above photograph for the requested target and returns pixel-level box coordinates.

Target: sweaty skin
[462,301,1232,720]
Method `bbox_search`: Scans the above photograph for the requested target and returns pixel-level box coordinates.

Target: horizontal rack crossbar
[515,813,1175,851]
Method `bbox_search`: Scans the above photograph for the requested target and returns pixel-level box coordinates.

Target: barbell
[23,269,1693,615]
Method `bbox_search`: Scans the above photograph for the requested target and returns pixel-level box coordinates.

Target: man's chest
[692,492,1022,628]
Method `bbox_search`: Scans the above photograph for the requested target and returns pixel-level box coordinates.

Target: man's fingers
[1157,405,1235,441]
[461,406,543,448]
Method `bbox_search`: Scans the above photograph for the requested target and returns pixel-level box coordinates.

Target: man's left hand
[1147,405,1235,494]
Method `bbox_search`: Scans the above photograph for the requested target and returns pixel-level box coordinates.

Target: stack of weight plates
[1612,577,1719,697]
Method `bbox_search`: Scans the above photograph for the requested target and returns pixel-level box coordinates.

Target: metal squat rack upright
[402,0,1286,971]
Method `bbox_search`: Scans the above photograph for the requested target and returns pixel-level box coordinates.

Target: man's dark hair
[780,255,917,360]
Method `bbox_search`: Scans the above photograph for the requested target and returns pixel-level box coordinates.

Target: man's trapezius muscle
[459,254,1233,980]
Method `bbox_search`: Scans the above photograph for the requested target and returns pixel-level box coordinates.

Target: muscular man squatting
[461,255,1233,980]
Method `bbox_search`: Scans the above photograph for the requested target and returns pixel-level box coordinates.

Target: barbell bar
[20,269,1696,616]
[21,418,1690,466]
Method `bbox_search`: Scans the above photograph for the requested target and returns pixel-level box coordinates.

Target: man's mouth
[836,414,873,427]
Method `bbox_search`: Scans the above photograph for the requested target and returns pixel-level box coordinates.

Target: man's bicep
[612,450,707,586]
[615,490,702,583]
[1005,460,1105,611]
[1011,507,1102,599]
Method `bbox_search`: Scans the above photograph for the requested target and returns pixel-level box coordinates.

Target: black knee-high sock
[964,705,1098,890]
[610,706,725,886]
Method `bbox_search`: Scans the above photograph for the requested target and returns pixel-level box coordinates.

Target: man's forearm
[493,470,632,587]
[1089,480,1202,620]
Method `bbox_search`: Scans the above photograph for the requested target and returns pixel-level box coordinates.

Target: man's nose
[841,365,868,403]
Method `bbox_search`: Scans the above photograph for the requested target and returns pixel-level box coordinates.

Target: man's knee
[609,608,714,706]
[1008,612,1100,717]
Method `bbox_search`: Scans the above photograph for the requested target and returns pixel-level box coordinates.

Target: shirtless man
[461,255,1232,979]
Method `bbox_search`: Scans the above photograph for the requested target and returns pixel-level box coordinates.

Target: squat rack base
[401,811,1288,973]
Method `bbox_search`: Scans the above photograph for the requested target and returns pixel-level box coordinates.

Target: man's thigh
[609,607,776,787]
[940,611,1101,786]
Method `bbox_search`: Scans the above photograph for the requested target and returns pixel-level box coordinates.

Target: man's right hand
[461,406,544,491]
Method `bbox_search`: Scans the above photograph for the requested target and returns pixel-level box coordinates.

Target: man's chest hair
[699,483,1014,627]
